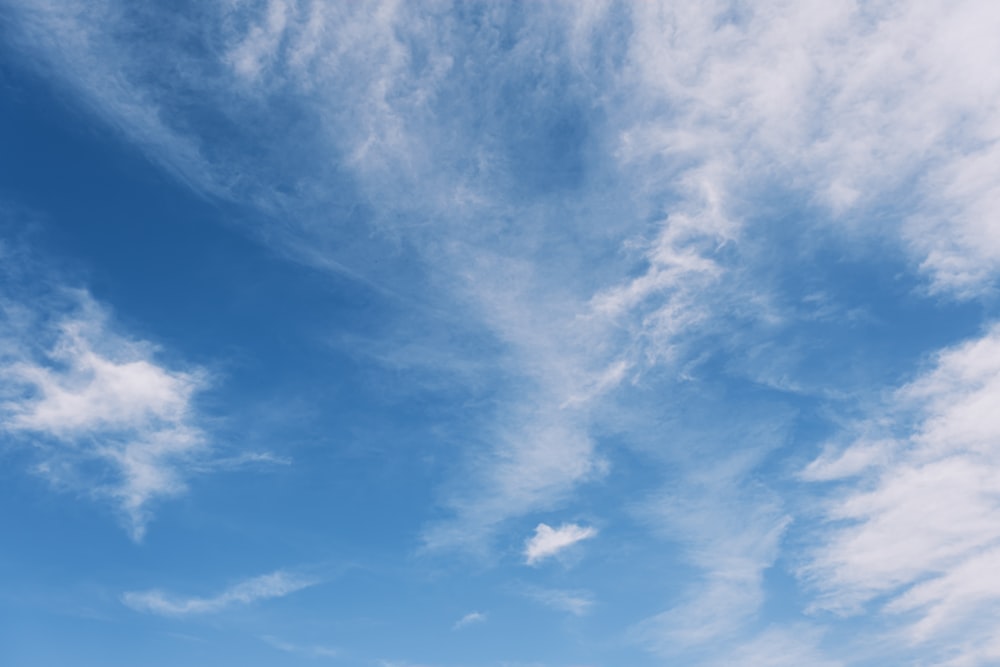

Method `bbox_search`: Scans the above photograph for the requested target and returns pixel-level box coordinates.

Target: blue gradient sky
[2,2,1000,666]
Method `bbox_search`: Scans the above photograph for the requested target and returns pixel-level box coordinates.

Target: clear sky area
[2,2,1000,666]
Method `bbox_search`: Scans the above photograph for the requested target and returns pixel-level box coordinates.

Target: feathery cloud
[261,635,339,659]
[523,586,594,617]
[123,570,316,616]
[804,323,1000,658]
[1,289,210,540]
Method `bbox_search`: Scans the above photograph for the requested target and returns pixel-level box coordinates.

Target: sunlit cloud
[1,290,210,540]
[804,324,1000,658]
[523,523,597,566]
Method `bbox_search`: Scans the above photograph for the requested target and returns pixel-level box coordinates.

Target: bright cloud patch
[1,291,209,540]
[122,570,315,616]
[523,522,597,565]
[804,324,1000,657]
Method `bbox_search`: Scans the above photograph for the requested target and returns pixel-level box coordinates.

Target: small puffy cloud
[523,522,597,565]
[452,611,487,630]
[122,570,315,616]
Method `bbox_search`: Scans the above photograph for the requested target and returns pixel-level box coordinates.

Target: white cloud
[1,290,210,540]
[7,318,201,437]
[122,570,315,616]
[0,0,736,558]
[621,0,1000,297]
[452,611,486,630]
[523,523,597,566]
[8,13,1000,664]
[803,324,1000,660]
[8,1,1000,299]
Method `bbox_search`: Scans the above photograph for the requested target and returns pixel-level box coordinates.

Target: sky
[1,1,1000,665]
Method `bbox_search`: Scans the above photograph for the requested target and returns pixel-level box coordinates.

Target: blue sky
[2,1,1000,665]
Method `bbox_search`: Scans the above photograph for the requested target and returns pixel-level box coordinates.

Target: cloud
[627,416,797,658]
[0,289,211,540]
[6,6,1000,663]
[191,451,292,472]
[261,635,339,659]
[523,523,597,566]
[122,570,316,616]
[803,323,1000,659]
[635,487,790,652]
[452,611,487,630]
[0,1,733,555]
[703,626,842,667]
[522,586,594,617]
[622,0,1000,297]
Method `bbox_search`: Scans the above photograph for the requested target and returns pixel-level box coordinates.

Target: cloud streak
[523,586,594,617]
[261,635,339,659]
[634,460,791,655]
[803,323,1000,660]
[123,570,316,616]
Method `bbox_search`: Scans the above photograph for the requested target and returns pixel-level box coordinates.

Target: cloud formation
[260,635,339,659]
[123,570,315,616]
[1,289,210,540]
[523,586,594,617]
[452,611,486,630]
[635,458,791,655]
[4,1,1000,663]
[804,324,1000,660]
[523,523,597,566]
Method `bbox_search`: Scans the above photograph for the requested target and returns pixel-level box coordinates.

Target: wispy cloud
[622,0,1000,298]
[522,586,594,617]
[1,1,731,555]
[0,288,210,540]
[632,440,792,656]
[0,226,293,540]
[6,2,1000,662]
[803,323,1000,660]
[122,570,316,616]
[703,626,842,667]
[190,451,292,472]
[261,634,338,659]
[452,611,486,630]
[523,523,597,566]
